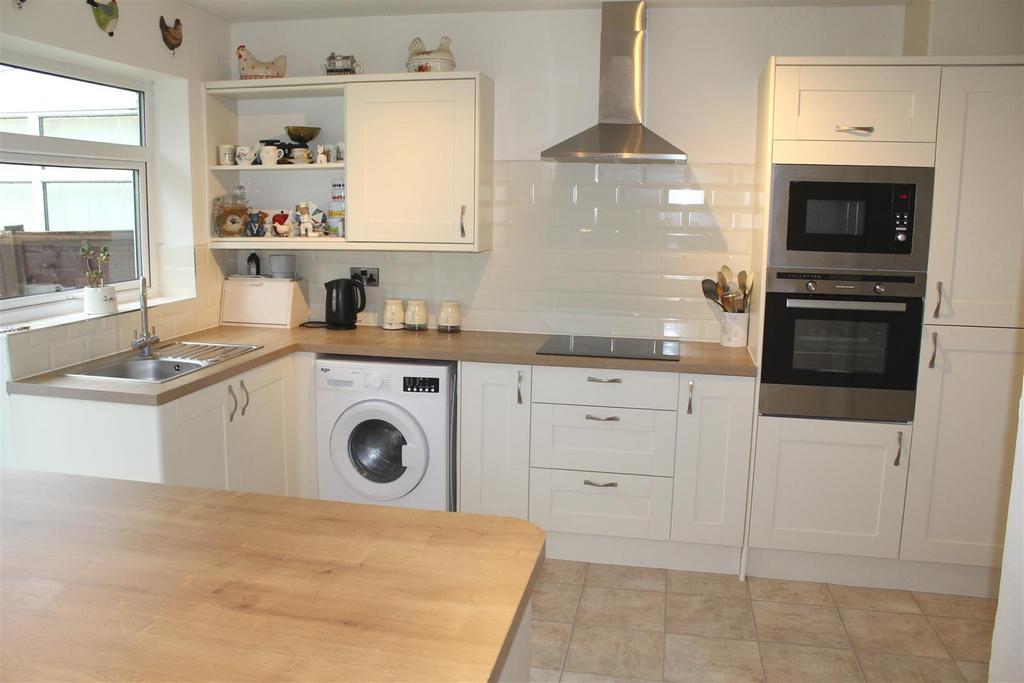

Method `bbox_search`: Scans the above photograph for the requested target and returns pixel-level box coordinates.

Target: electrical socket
[350,267,380,287]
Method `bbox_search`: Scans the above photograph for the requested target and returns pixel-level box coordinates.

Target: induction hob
[537,335,681,361]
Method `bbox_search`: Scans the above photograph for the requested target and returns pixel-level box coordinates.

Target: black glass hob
[537,335,681,361]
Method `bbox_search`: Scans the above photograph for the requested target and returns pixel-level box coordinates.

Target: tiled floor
[530,560,997,683]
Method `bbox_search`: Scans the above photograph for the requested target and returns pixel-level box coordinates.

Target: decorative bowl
[285,126,322,144]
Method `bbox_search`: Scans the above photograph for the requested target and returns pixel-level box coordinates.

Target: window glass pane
[0,64,141,146]
[0,163,139,301]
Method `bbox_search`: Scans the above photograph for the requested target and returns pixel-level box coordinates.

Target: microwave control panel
[892,185,914,247]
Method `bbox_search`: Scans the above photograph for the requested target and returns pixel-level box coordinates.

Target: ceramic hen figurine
[159,16,183,54]
[406,36,455,72]
[236,45,286,80]
[86,0,118,37]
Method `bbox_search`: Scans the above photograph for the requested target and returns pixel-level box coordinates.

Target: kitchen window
[0,62,150,313]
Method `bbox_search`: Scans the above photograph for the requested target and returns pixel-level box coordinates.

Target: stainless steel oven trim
[758,384,915,422]
[769,164,934,272]
[785,299,908,312]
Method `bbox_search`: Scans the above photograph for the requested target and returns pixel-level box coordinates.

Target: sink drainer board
[154,342,261,365]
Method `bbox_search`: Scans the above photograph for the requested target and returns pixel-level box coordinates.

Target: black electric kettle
[324,278,366,329]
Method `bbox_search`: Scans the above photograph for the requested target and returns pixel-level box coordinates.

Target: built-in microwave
[769,164,934,273]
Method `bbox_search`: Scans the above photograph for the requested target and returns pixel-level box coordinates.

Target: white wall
[904,0,1024,56]
[231,4,906,163]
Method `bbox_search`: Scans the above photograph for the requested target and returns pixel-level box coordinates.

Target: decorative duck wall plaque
[86,0,117,37]
[406,36,455,72]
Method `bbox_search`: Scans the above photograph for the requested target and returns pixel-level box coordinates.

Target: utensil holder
[719,312,749,348]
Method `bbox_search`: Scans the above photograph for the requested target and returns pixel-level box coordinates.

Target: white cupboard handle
[686,380,694,415]
[239,380,250,416]
[228,385,238,422]
[459,204,467,239]
[516,370,524,405]
[584,479,618,488]
[835,125,875,134]
[928,332,938,369]
[587,376,622,384]
[933,281,943,318]
[894,431,904,467]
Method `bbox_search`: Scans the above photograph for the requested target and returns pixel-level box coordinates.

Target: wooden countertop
[7,326,755,406]
[0,470,545,682]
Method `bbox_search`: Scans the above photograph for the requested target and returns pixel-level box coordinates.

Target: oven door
[760,293,924,421]
[769,164,933,272]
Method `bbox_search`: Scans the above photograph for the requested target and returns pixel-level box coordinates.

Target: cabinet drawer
[531,403,675,476]
[532,366,678,410]
[529,468,672,540]
[774,66,940,143]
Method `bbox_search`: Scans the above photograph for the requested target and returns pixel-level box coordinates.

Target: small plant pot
[84,285,118,315]
[719,311,749,348]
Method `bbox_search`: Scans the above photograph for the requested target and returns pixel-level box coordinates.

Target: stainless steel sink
[66,342,262,384]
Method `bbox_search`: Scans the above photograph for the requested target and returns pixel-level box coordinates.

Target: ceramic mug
[235,145,256,166]
[217,144,236,166]
[259,145,284,166]
[437,300,461,333]
[382,299,405,330]
[291,147,311,163]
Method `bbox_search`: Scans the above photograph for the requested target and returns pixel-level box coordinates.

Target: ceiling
[185,0,907,23]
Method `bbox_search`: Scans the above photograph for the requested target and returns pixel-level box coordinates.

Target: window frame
[0,57,154,316]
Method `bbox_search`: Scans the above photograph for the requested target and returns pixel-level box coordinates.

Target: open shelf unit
[209,163,346,172]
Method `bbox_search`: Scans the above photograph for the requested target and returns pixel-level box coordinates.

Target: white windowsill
[0,293,195,333]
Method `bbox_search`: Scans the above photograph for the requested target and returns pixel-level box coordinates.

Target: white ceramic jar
[382,299,405,330]
[404,300,428,331]
[437,301,461,333]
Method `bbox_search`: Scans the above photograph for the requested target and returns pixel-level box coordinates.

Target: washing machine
[316,358,455,511]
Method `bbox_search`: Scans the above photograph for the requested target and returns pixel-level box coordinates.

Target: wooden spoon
[720,264,734,289]
[701,278,726,311]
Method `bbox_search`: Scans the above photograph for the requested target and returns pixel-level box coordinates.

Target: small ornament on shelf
[271,210,294,237]
[322,53,363,76]
[236,44,286,80]
[406,36,455,72]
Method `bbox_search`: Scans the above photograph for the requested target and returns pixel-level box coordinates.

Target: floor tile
[829,584,921,614]
[913,592,998,621]
[539,559,588,586]
[586,563,666,593]
[576,587,665,632]
[753,601,850,649]
[533,582,582,622]
[956,660,989,682]
[857,652,964,682]
[839,608,948,658]
[759,642,863,683]
[530,667,562,682]
[531,620,573,669]
[927,616,994,662]
[748,577,833,606]
[664,633,764,683]
[564,625,664,681]
[667,570,749,599]
[666,593,756,640]
[560,672,659,683]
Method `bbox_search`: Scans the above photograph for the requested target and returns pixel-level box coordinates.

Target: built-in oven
[759,270,925,422]
[770,164,934,272]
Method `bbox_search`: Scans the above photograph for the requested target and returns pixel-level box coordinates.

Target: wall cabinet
[458,362,531,519]
[671,375,754,547]
[925,66,1024,328]
[901,326,1024,567]
[750,417,911,559]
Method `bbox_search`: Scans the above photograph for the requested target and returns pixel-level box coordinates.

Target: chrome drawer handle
[227,385,238,422]
[459,204,466,239]
[933,281,943,318]
[516,370,524,405]
[686,380,694,415]
[835,125,875,134]
[239,380,250,416]
[587,376,622,384]
[585,414,620,422]
[894,431,904,467]
[584,479,618,488]
[928,332,938,369]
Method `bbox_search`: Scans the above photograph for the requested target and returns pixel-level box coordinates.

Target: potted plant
[80,243,117,315]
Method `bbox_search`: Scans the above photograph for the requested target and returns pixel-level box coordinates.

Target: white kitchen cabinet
[750,417,911,559]
[459,362,531,519]
[901,326,1024,567]
[925,66,1024,328]
[163,376,231,489]
[671,375,754,547]
[529,468,672,541]
[773,65,940,143]
[346,77,491,248]
[531,366,679,410]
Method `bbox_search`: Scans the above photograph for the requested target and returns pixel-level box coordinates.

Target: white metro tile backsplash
[284,161,753,341]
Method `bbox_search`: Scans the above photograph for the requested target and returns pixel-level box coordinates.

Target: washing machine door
[329,399,429,501]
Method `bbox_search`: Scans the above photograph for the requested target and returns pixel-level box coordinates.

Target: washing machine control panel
[403,376,440,393]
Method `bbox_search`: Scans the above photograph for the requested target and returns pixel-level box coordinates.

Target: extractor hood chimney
[541,0,687,165]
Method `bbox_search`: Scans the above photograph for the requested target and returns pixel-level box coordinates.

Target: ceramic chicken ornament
[236,45,287,80]
[13,0,28,10]
[406,36,455,72]
[159,16,183,54]
[86,0,118,37]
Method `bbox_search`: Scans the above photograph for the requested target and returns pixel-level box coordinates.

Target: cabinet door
[901,326,1024,567]
[459,363,531,518]
[774,66,939,142]
[346,79,476,244]
[926,66,1024,328]
[671,375,754,546]
[750,417,910,559]
[226,358,292,495]
[166,379,231,489]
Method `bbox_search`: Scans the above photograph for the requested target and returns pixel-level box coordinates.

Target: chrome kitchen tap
[130,277,160,358]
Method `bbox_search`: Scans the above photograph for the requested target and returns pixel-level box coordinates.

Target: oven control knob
[896,233,908,242]
[874,283,886,294]
[805,281,817,292]
[367,374,384,390]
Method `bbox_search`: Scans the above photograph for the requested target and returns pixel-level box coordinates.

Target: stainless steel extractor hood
[541,0,686,165]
